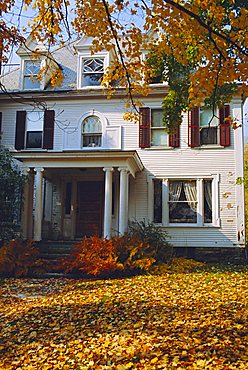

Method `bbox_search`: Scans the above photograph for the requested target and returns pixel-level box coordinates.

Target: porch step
[38,242,73,260]
[37,241,74,257]
[36,241,75,276]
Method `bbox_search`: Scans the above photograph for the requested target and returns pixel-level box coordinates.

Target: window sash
[23,61,41,90]
[81,58,104,87]
[151,109,168,146]
[25,111,44,148]
[83,134,102,147]
[26,131,43,148]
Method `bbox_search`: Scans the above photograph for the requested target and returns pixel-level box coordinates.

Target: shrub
[0,239,44,277]
[58,235,156,277]
[128,220,174,263]
[0,150,27,243]
[59,236,123,276]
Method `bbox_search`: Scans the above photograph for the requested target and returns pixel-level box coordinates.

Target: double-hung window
[169,180,197,224]
[26,111,44,148]
[151,109,168,146]
[153,176,218,226]
[23,61,41,90]
[189,105,231,147]
[81,58,104,87]
[15,110,55,150]
[139,107,180,148]
[199,108,218,145]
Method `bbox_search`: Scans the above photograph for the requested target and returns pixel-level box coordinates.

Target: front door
[76,181,103,237]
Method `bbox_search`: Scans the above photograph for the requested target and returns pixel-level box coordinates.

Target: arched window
[82,115,102,147]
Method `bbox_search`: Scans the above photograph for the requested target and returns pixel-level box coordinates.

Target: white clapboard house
[0,36,245,254]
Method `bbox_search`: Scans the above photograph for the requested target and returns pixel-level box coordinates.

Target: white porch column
[103,167,114,238]
[118,167,129,235]
[27,170,35,240]
[21,168,30,239]
[34,168,44,241]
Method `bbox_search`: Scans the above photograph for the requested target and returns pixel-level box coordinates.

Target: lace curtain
[169,181,183,210]
[184,181,197,212]
[204,180,212,210]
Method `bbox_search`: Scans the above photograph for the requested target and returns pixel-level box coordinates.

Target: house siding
[0,97,244,248]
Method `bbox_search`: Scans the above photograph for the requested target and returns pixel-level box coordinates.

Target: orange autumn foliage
[58,235,156,277]
[0,239,44,277]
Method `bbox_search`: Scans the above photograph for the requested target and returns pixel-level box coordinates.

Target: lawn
[0,265,247,369]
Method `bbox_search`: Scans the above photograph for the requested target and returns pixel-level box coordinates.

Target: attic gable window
[81,58,104,87]
[23,61,41,90]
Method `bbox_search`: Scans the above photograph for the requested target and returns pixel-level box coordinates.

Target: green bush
[128,220,174,263]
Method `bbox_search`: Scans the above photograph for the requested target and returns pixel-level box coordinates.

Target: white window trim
[22,60,41,91]
[25,111,44,149]
[79,111,108,150]
[199,108,221,146]
[150,107,169,148]
[148,174,220,228]
[77,53,109,89]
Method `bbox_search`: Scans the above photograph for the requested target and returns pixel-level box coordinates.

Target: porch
[14,150,143,241]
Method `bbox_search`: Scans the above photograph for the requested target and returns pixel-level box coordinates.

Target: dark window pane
[204,180,212,223]
[26,131,42,148]
[83,134,102,147]
[65,182,72,215]
[169,180,197,223]
[154,179,162,223]
[169,201,197,223]
[83,73,103,86]
[200,127,217,145]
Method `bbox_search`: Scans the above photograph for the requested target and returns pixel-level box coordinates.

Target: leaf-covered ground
[0,266,247,369]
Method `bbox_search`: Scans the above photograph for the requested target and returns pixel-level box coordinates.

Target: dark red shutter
[139,107,150,148]
[169,125,180,148]
[43,110,55,149]
[219,105,231,147]
[15,111,26,150]
[188,108,200,147]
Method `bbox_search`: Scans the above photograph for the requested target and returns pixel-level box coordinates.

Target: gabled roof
[1,41,78,92]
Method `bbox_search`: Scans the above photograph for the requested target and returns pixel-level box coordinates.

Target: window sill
[143,146,174,150]
[78,85,103,90]
[192,145,225,149]
[154,223,220,228]
[21,149,48,152]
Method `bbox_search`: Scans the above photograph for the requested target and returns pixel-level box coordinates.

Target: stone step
[37,241,74,255]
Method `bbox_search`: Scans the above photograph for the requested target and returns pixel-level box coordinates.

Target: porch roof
[13,150,143,177]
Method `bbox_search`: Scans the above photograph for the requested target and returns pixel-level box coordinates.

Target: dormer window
[81,58,104,87]
[23,61,41,90]
[82,115,102,147]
